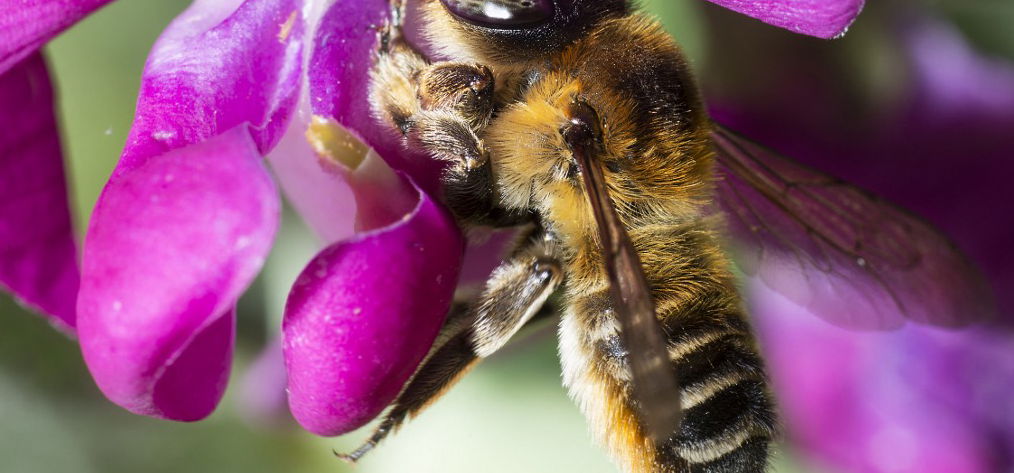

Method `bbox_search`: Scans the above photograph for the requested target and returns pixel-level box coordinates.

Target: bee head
[425,0,629,63]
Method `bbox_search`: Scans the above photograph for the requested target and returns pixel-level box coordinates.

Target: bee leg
[371,59,496,169]
[336,302,478,464]
[416,62,496,130]
[374,94,524,225]
[370,34,523,226]
[370,37,428,136]
[469,253,563,357]
[370,25,496,148]
[337,246,562,463]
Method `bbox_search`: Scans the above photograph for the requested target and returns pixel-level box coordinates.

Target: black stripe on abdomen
[661,332,777,471]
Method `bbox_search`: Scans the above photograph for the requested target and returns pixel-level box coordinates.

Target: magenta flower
[706,0,864,38]
[3,0,463,427]
[1,0,865,438]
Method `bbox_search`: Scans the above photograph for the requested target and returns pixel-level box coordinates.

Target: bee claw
[333,439,378,465]
[332,449,359,465]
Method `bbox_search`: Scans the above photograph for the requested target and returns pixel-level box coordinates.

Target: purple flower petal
[283,179,463,436]
[267,108,416,243]
[237,338,293,428]
[78,128,278,421]
[266,111,357,244]
[76,0,307,420]
[0,0,113,74]
[119,0,305,172]
[706,0,864,39]
[308,0,444,193]
[752,281,1004,472]
[0,53,78,331]
[904,18,1014,120]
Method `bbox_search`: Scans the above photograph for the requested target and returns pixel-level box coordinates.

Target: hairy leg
[337,236,562,462]
[369,17,528,226]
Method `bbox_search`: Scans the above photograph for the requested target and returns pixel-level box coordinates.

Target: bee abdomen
[663,331,776,472]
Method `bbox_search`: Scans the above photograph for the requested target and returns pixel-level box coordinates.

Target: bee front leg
[337,241,563,463]
[370,33,524,226]
[370,34,495,160]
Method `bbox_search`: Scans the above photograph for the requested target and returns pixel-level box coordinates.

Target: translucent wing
[711,125,993,329]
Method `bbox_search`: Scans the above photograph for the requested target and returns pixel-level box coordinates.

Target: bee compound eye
[441,0,555,28]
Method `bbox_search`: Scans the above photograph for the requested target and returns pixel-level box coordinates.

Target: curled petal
[0,0,113,74]
[78,128,279,421]
[119,0,305,172]
[283,179,463,436]
[308,0,443,192]
[267,109,416,243]
[77,0,307,420]
[706,0,864,39]
[0,53,78,330]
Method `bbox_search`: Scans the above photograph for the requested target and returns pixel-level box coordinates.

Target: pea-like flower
[0,0,865,439]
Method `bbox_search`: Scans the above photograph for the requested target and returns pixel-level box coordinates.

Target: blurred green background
[3,0,1012,472]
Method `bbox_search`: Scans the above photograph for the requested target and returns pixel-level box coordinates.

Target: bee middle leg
[337,238,562,463]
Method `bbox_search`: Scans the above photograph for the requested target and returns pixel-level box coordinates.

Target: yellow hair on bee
[559,311,659,473]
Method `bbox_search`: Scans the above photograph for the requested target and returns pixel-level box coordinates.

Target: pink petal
[119,0,305,172]
[752,281,996,473]
[0,0,114,74]
[0,53,78,331]
[904,18,1014,119]
[706,0,864,39]
[265,110,357,244]
[76,0,306,421]
[237,338,293,428]
[308,0,444,193]
[78,128,278,421]
[267,108,416,244]
[283,179,463,436]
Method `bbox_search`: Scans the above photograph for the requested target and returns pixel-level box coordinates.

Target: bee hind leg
[336,314,479,464]
[337,243,562,463]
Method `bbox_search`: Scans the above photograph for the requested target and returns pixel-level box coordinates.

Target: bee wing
[567,118,682,443]
[711,125,993,329]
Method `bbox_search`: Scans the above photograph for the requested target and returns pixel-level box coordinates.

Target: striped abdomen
[659,310,776,472]
[558,225,777,473]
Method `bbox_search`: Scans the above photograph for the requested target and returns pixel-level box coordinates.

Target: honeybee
[336,0,992,471]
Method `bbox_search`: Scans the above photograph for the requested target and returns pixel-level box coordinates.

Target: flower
[704,0,864,39]
[1,0,866,438]
[3,0,464,428]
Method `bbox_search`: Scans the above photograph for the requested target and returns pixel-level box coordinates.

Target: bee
[336,0,992,471]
